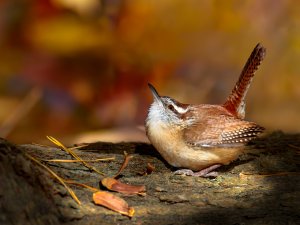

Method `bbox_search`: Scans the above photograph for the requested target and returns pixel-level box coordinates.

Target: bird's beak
[148,83,162,104]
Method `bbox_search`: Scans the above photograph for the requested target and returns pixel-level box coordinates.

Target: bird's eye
[167,104,174,111]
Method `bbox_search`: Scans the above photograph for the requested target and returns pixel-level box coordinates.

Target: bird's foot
[174,164,221,178]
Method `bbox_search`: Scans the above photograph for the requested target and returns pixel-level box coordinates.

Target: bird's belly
[156,144,220,170]
[158,144,242,171]
[147,123,242,171]
[147,127,242,171]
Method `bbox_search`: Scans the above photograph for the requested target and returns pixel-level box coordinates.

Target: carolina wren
[146,43,266,177]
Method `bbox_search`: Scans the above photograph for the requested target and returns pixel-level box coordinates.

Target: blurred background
[0,0,299,144]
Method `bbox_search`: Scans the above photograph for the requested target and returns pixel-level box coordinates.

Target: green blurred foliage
[0,0,299,143]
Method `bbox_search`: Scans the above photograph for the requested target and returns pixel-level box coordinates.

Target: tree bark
[0,132,299,225]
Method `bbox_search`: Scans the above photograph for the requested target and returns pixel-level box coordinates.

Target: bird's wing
[183,109,264,147]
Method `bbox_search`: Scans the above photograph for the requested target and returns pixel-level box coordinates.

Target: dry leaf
[146,163,155,174]
[101,177,146,195]
[113,151,133,178]
[138,162,155,176]
[93,191,135,217]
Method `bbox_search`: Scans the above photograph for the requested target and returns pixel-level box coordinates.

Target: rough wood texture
[0,132,300,225]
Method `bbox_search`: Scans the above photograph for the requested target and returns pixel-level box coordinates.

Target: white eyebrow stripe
[172,104,188,114]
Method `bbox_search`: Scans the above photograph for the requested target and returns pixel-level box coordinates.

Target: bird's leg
[174,164,222,177]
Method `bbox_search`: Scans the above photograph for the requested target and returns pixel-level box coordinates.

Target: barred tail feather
[224,43,266,119]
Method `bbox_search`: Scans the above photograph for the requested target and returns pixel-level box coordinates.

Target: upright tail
[223,43,266,119]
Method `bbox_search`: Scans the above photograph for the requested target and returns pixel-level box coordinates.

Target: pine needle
[68,144,89,150]
[25,153,81,205]
[289,144,300,150]
[43,157,115,163]
[64,180,100,192]
[46,136,105,176]
[289,144,300,154]
[240,171,300,178]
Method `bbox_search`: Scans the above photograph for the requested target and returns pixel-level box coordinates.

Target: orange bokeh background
[0,0,299,143]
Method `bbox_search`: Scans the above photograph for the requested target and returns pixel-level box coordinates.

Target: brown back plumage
[223,43,266,119]
[183,105,264,147]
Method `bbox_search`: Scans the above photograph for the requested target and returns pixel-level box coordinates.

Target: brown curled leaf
[102,177,146,195]
[146,163,155,175]
[113,151,133,178]
[93,191,135,217]
[138,163,156,176]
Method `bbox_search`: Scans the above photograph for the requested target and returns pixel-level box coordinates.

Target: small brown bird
[146,43,266,177]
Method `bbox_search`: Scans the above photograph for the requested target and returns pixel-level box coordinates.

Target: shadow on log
[0,139,61,224]
[0,131,300,225]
